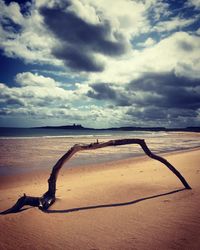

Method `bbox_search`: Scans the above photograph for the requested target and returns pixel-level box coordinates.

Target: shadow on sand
[43,188,187,214]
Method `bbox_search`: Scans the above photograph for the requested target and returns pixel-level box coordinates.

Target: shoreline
[0,131,199,178]
[0,130,199,140]
[0,146,199,189]
[0,144,200,177]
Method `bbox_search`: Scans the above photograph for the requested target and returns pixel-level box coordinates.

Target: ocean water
[0,128,199,176]
[0,127,116,138]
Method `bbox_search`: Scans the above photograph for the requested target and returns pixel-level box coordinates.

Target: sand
[0,148,200,250]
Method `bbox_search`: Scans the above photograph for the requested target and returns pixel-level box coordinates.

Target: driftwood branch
[0,139,191,214]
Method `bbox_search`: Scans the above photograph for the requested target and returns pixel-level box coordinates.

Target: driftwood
[0,139,191,214]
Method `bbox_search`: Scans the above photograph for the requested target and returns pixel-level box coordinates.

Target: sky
[0,0,200,128]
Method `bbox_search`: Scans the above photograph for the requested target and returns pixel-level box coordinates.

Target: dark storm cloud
[87,83,131,106]
[53,45,104,72]
[40,2,126,72]
[127,72,200,125]
[127,107,166,120]
[127,107,198,120]
[128,72,200,109]
[88,72,200,109]
[87,83,117,100]
[87,72,200,125]
[87,81,160,106]
[129,71,200,89]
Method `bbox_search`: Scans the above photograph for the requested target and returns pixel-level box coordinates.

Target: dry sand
[0,148,200,250]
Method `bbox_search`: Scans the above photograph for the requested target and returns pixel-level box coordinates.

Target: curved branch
[0,138,191,215]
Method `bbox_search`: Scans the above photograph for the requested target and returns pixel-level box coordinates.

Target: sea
[0,127,199,176]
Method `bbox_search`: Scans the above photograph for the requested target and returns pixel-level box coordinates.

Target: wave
[0,134,118,140]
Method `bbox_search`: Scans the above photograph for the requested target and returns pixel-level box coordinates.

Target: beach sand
[0,147,200,250]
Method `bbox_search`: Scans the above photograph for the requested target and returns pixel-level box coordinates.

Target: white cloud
[88,31,200,84]
[0,77,129,128]
[138,37,156,47]
[0,72,84,111]
[187,0,200,9]
[0,1,24,25]
[0,0,61,65]
[67,0,100,25]
[147,0,170,21]
[142,32,200,78]
[89,0,171,39]
[15,72,58,87]
[153,16,197,32]
[196,28,200,35]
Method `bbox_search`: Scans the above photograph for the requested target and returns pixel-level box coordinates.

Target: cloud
[0,0,199,75]
[88,31,200,84]
[86,72,200,127]
[87,83,116,100]
[15,72,58,87]
[187,0,200,9]
[88,0,150,37]
[141,37,156,47]
[153,16,198,33]
[0,72,80,111]
[87,82,131,106]
[128,72,200,109]
[88,72,200,110]
[147,0,171,22]
[0,0,59,65]
[1,0,151,69]
[126,106,199,127]
[1,70,200,128]
[39,1,128,72]
[0,77,127,128]
[53,44,104,72]
[0,1,24,25]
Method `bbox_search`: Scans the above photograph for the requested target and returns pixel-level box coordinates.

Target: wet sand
[0,147,200,250]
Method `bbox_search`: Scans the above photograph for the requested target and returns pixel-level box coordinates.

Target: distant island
[0,124,199,133]
[32,124,200,132]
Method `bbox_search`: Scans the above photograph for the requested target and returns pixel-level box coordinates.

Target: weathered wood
[0,194,40,214]
[0,139,191,214]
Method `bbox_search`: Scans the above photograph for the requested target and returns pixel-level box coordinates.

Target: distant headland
[0,124,199,132]
[32,124,200,132]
